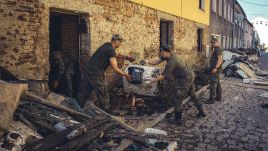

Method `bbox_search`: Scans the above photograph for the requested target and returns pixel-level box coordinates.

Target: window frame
[199,0,205,11]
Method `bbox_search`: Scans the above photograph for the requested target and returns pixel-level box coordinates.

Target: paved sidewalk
[156,78,268,151]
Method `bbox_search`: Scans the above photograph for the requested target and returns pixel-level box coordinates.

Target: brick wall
[0,0,209,90]
[61,14,79,59]
[0,0,48,80]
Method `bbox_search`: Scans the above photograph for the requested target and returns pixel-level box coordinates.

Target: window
[199,0,205,10]
[260,21,263,24]
[219,0,222,16]
[226,37,229,49]
[197,28,203,52]
[230,8,233,22]
[222,36,226,49]
[223,0,227,19]
[228,5,231,21]
[212,0,216,12]
[160,20,174,49]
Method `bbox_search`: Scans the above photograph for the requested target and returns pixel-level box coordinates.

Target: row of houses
[210,0,258,50]
[0,0,258,90]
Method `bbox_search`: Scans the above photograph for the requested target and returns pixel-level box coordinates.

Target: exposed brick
[0,0,209,92]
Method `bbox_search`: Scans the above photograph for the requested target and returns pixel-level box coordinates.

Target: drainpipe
[232,0,236,49]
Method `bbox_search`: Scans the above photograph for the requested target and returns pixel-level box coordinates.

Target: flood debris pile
[222,49,268,90]
[0,80,177,151]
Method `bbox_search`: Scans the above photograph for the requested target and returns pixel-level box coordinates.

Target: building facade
[210,0,254,50]
[0,0,211,90]
[252,17,268,48]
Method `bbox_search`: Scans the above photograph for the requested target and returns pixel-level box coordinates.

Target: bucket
[128,67,144,84]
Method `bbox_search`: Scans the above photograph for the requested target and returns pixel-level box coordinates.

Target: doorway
[48,11,80,98]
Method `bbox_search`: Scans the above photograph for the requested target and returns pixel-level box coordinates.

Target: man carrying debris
[78,34,135,113]
[141,46,206,125]
[207,37,223,104]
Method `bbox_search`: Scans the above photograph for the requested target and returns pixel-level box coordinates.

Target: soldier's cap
[160,46,171,52]
[211,37,219,43]
[111,34,124,42]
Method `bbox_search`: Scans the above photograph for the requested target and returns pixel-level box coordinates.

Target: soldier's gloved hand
[140,60,148,65]
[127,56,136,62]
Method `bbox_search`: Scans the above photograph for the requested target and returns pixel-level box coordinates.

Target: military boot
[206,98,215,104]
[168,112,183,125]
[196,105,206,118]
[215,95,222,102]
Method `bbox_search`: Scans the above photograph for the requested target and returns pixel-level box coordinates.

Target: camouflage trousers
[158,74,202,113]
[209,69,222,100]
[77,74,110,110]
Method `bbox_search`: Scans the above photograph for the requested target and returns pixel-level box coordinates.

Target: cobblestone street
[157,78,268,151]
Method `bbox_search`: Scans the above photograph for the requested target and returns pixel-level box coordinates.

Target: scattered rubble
[222,49,268,91]
[0,80,177,151]
[1,49,267,151]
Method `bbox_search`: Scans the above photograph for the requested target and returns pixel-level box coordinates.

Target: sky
[237,0,268,22]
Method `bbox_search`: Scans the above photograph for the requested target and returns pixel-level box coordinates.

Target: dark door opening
[197,28,203,52]
[49,11,80,98]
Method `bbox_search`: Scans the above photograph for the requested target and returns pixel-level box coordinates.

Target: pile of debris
[0,80,177,151]
[222,49,268,90]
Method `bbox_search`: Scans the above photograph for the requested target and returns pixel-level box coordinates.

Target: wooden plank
[52,122,114,151]
[254,81,268,86]
[182,85,209,104]
[240,63,257,78]
[89,103,137,132]
[26,92,92,119]
[24,119,109,151]
[20,110,56,133]
[235,83,268,90]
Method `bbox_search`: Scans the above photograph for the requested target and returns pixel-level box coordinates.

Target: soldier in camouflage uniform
[207,37,223,104]
[64,57,77,98]
[48,51,65,94]
[142,46,206,125]
[78,34,135,113]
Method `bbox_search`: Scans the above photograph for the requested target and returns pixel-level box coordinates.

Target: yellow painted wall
[182,0,210,25]
[130,0,210,25]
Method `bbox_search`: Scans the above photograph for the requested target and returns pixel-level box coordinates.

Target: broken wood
[107,133,162,151]
[19,109,56,132]
[235,83,268,90]
[24,118,110,151]
[26,92,92,119]
[51,122,114,151]
[254,81,268,86]
[106,131,169,142]
[89,103,137,132]
[115,82,212,150]
[183,84,209,104]
[114,107,173,151]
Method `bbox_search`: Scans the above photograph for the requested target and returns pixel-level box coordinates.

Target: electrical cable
[238,0,268,6]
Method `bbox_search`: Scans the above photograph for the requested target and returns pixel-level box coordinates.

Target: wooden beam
[26,92,92,119]
[88,103,137,132]
[24,119,110,151]
[235,83,268,90]
[51,122,114,151]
